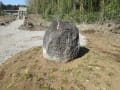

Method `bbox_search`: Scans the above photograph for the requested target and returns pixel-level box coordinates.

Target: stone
[24,20,34,28]
[0,22,6,26]
[43,20,80,62]
[106,23,112,27]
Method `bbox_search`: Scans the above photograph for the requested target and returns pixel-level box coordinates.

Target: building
[3,6,27,19]
[18,6,27,19]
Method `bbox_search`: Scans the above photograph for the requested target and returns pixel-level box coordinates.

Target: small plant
[58,86,64,90]
[49,67,58,73]
[31,59,38,67]
[7,81,15,88]
[60,67,71,73]
[48,75,56,81]
[16,65,26,76]
[32,47,41,51]
[76,83,86,90]
[72,70,81,77]
[21,69,32,79]
[40,83,51,90]
[87,65,94,71]
[16,65,26,71]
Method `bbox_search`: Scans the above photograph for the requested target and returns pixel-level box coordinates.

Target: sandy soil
[0,15,120,90]
[19,14,50,31]
[0,15,16,26]
[0,30,120,90]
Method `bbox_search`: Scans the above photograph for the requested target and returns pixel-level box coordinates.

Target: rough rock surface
[43,20,80,62]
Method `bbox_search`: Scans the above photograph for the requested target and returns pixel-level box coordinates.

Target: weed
[60,67,71,73]
[76,83,86,90]
[48,75,56,81]
[7,75,16,88]
[21,69,32,79]
[32,47,40,51]
[31,59,38,67]
[87,65,94,71]
[16,65,26,76]
[40,83,51,90]
[72,70,81,77]
[7,81,14,88]
[49,67,57,73]
[58,86,64,90]
[16,65,26,71]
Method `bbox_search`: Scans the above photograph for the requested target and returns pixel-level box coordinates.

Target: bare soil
[19,14,50,31]
[0,15,16,26]
[0,31,120,90]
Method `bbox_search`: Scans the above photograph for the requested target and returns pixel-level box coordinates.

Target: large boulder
[43,20,80,62]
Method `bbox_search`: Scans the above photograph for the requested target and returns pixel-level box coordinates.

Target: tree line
[28,0,120,23]
[0,1,25,15]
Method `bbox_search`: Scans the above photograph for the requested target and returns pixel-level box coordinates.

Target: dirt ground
[19,14,50,31]
[0,15,16,26]
[0,30,120,90]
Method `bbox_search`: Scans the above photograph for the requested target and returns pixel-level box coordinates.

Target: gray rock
[0,22,6,26]
[43,20,80,62]
[24,21,34,28]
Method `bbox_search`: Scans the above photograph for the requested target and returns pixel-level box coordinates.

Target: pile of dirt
[19,14,50,31]
[0,31,120,90]
[77,22,120,34]
[99,23,120,34]
[0,15,16,26]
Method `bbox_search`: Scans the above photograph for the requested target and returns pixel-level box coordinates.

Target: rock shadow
[68,47,89,62]
[78,47,89,58]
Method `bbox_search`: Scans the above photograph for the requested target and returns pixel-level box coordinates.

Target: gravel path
[0,19,87,64]
[0,19,45,63]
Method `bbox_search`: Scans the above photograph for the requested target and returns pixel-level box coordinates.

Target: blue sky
[1,0,26,5]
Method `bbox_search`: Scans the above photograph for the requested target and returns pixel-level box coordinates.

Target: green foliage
[28,0,120,23]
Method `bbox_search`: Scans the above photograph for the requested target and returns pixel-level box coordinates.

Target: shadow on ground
[78,47,89,57]
[68,47,89,62]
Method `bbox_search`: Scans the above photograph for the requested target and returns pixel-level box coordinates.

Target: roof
[19,6,27,11]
